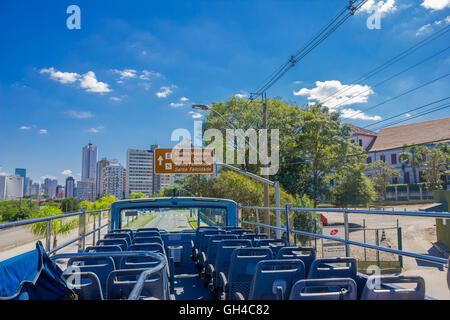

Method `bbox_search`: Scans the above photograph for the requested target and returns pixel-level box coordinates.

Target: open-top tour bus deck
[0,197,449,300]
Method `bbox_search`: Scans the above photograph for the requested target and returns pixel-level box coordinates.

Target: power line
[328,45,450,110]
[364,96,450,128]
[319,25,450,106]
[358,72,450,113]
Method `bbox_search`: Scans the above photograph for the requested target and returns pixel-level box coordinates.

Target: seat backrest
[254,239,288,256]
[227,248,273,299]
[66,256,115,298]
[289,278,357,300]
[136,227,159,233]
[248,259,305,300]
[104,233,131,246]
[361,276,425,300]
[63,271,103,300]
[222,226,242,231]
[96,239,128,251]
[84,245,122,267]
[197,230,223,252]
[201,235,238,267]
[119,254,162,270]
[227,229,253,235]
[109,229,134,240]
[308,257,357,281]
[133,236,163,245]
[128,243,165,255]
[106,268,166,300]
[135,231,161,238]
[276,247,316,275]
[214,240,252,286]
[194,227,218,249]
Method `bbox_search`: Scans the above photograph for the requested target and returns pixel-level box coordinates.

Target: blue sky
[0,0,449,184]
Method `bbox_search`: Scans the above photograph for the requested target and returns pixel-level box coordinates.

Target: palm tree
[29,205,78,248]
[400,144,428,184]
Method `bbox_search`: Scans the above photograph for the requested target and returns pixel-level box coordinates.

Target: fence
[239,204,450,268]
[0,207,111,255]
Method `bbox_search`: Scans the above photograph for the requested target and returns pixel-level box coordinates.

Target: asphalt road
[145,210,192,232]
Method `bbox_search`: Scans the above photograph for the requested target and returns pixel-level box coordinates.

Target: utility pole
[262,92,270,236]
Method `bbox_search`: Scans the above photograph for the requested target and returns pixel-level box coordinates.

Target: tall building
[0,175,6,200]
[14,168,26,194]
[29,183,40,196]
[24,177,32,196]
[65,176,75,198]
[77,180,95,201]
[104,161,125,199]
[43,178,58,198]
[82,143,98,181]
[96,158,110,199]
[1,175,24,200]
[56,185,65,199]
[126,148,154,197]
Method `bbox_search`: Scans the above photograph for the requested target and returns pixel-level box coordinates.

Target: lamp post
[192,104,281,238]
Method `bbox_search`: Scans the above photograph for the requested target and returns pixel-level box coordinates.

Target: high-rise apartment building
[96,158,110,199]
[82,143,98,181]
[43,178,58,198]
[104,161,125,199]
[65,176,75,198]
[1,175,24,200]
[0,175,6,200]
[126,148,154,197]
[77,180,95,201]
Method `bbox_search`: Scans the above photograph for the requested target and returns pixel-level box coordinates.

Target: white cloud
[180,97,189,102]
[189,111,203,119]
[66,110,94,119]
[234,93,248,99]
[340,108,382,121]
[61,170,73,176]
[40,67,111,94]
[112,69,137,82]
[359,0,397,15]
[421,0,450,10]
[293,80,374,111]
[110,96,121,102]
[79,71,111,93]
[293,81,303,85]
[140,70,162,80]
[170,102,185,108]
[405,113,411,118]
[40,67,80,84]
[19,126,31,130]
[156,85,176,98]
[416,16,450,36]
[39,129,48,135]
[87,126,104,133]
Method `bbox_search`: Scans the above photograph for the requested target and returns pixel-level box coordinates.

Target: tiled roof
[350,125,378,137]
[368,117,450,152]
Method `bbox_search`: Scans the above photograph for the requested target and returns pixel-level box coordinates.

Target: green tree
[0,199,38,222]
[61,197,79,213]
[423,148,449,191]
[29,206,78,248]
[399,144,428,184]
[367,160,401,200]
[128,192,147,199]
[331,163,376,208]
[291,194,322,245]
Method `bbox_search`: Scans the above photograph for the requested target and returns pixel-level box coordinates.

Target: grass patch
[188,216,198,229]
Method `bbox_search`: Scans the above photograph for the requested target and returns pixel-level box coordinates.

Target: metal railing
[239,204,450,266]
[0,207,111,255]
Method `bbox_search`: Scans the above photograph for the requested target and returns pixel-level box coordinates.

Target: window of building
[392,177,398,184]
[380,155,386,162]
[367,156,372,164]
[359,139,362,146]
[391,154,397,165]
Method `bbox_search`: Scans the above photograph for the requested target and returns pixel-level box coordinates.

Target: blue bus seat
[104,233,131,246]
[193,230,224,262]
[96,239,128,251]
[109,229,134,241]
[119,254,162,270]
[308,257,357,282]
[361,276,425,300]
[66,256,115,298]
[254,239,288,256]
[289,278,357,300]
[135,231,161,238]
[276,247,316,275]
[128,243,166,255]
[199,235,238,276]
[227,229,253,235]
[106,268,166,300]
[225,248,273,300]
[212,240,252,294]
[63,271,103,300]
[202,235,239,282]
[136,228,160,233]
[133,236,163,246]
[84,245,122,268]
[245,259,305,300]
[222,226,243,231]
[192,227,219,258]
